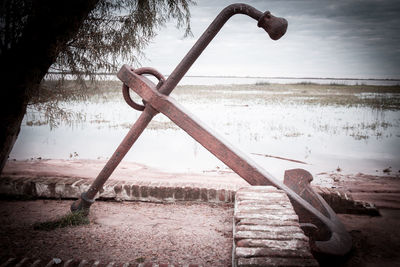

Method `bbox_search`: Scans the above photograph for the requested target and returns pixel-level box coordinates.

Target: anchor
[71,3,351,256]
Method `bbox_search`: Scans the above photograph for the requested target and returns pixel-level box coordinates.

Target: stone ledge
[233,186,318,267]
[0,175,379,216]
[0,176,235,204]
[313,186,380,216]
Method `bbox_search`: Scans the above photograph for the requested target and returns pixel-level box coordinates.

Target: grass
[173,83,400,110]
[135,257,146,263]
[255,81,270,86]
[26,80,400,135]
[33,210,89,231]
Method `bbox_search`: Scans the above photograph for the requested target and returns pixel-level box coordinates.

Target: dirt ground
[1,160,400,266]
[0,200,233,266]
[316,173,400,266]
[1,202,400,266]
[314,209,400,267]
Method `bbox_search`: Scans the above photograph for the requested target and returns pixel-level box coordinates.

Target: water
[178,77,400,86]
[93,74,400,86]
[10,82,400,180]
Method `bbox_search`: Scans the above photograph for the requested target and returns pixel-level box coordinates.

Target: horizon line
[47,72,400,81]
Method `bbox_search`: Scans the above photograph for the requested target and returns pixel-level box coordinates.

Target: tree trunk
[0,89,29,172]
[0,0,99,174]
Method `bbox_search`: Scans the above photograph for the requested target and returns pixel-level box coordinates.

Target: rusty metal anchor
[71,3,352,256]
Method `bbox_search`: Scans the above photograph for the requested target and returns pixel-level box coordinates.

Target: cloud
[140,0,400,78]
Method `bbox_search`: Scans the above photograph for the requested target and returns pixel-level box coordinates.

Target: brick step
[232,186,319,267]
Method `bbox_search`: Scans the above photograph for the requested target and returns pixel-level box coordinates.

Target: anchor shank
[158,3,287,96]
[71,3,287,211]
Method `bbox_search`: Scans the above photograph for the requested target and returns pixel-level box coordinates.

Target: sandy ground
[309,209,400,267]
[1,201,399,266]
[1,159,400,266]
[0,200,233,266]
[316,172,400,266]
[2,159,249,190]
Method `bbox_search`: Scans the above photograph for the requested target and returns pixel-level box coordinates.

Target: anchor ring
[122,67,165,111]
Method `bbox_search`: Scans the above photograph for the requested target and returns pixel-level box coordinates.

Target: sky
[140,0,400,79]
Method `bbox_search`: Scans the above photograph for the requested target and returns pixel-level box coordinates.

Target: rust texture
[71,3,351,256]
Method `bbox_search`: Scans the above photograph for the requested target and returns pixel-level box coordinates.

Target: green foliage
[1,0,194,76]
[1,0,194,126]
[46,0,194,105]
[52,0,194,78]
[33,210,90,231]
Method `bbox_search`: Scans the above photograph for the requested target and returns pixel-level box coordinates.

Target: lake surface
[10,81,400,180]
[92,75,400,86]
